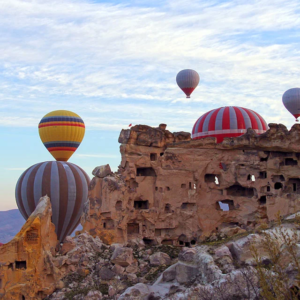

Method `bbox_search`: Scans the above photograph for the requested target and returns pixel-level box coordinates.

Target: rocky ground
[45,214,300,300]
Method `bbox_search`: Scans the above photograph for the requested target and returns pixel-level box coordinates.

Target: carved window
[103,219,114,229]
[165,203,171,212]
[216,200,235,211]
[136,167,156,177]
[226,185,254,197]
[285,158,297,166]
[143,238,155,246]
[274,182,283,190]
[287,178,300,194]
[0,278,2,289]
[259,172,267,179]
[258,196,266,205]
[15,261,26,270]
[134,200,149,209]
[150,153,157,161]
[247,175,255,181]
[205,174,220,185]
[181,203,196,210]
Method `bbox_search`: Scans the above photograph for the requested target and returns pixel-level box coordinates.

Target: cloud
[0,0,299,132]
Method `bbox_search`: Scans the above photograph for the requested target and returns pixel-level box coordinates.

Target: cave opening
[165,203,171,213]
[274,182,283,190]
[259,171,267,179]
[134,200,149,209]
[136,167,156,177]
[143,238,155,246]
[259,196,267,205]
[226,185,255,197]
[216,200,235,211]
[285,158,298,166]
[150,153,157,161]
[15,261,26,270]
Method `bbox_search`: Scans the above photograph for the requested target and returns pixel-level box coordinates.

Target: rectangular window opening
[134,200,149,209]
[15,261,27,270]
[150,153,157,161]
[136,167,156,177]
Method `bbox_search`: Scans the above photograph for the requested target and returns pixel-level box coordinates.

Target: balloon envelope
[176,69,200,98]
[39,110,85,161]
[192,106,268,143]
[15,161,90,242]
[282,88,300,121]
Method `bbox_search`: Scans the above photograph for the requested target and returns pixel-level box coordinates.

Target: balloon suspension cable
[186,96,191,98]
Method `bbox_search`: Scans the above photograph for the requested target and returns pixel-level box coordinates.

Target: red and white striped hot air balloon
[282,88,300,122]
[176,69,200,98]
[192,106,268,143]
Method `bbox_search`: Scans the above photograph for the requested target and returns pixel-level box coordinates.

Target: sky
[0,0,300,211]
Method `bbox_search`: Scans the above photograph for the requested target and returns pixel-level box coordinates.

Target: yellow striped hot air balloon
[38,110,85,161]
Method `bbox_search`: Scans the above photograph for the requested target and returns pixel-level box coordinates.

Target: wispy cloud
[0,0,299,131]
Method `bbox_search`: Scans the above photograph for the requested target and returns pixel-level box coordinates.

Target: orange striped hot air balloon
[38,110,85,161]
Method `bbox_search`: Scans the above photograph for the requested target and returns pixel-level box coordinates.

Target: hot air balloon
[282,88,300,122]
[15,161,90,242]
[192,106,268,143]
[176,69,200,98]
[39,110,85,161]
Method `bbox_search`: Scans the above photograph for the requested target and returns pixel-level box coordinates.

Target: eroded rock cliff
[82,123,300,246]
[0,196,59,299]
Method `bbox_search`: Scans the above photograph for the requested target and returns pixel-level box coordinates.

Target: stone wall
[82,123,300,246]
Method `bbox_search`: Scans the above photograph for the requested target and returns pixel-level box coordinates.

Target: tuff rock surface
[1,195,300,299]
[82,123,300,246]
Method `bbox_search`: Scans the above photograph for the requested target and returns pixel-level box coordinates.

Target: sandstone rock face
[82,123,300,246]
[0,196,59,300]
[92,164,112,178]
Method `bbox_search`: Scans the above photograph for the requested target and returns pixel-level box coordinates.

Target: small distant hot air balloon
[176,69,200,98]
[282,88,300,122]
[39,110,85,161]
[15,161,90,242]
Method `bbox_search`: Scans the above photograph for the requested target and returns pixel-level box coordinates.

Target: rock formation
[0,196,59,300]
[47,215,300,300]
[82,123,300,246]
